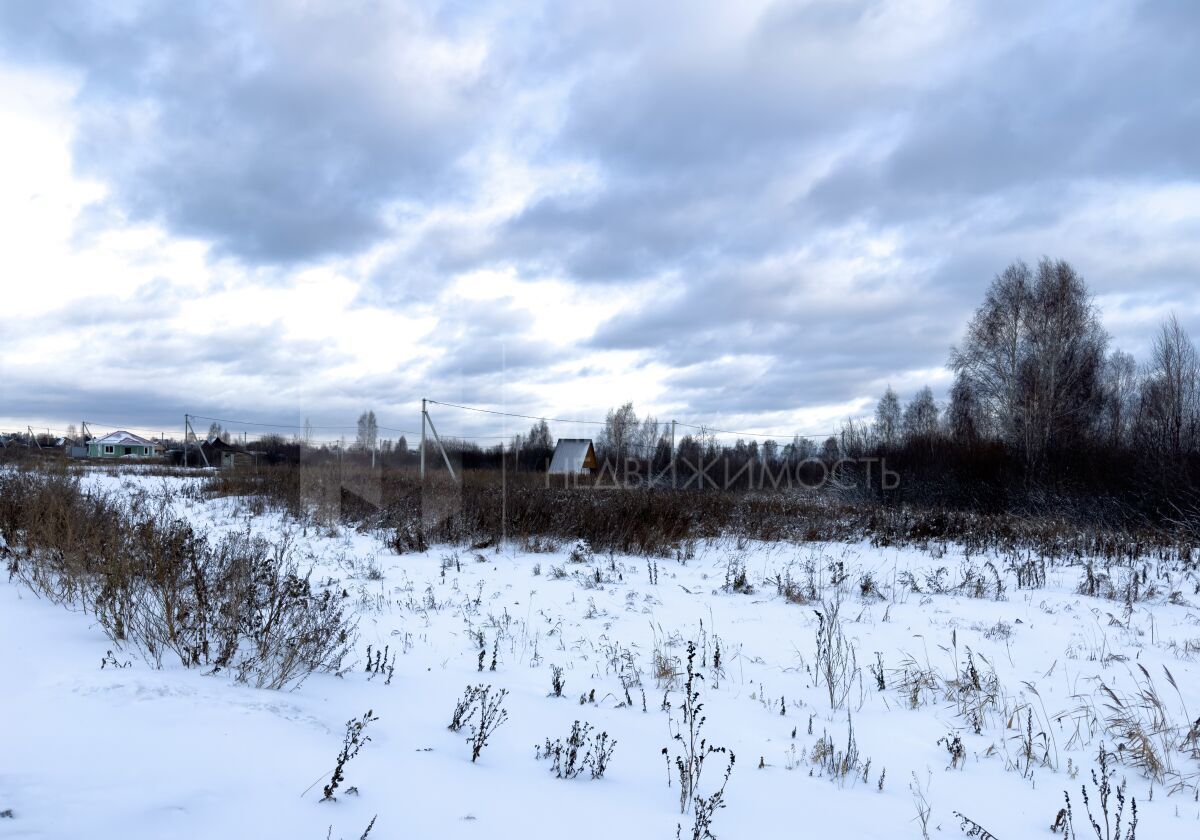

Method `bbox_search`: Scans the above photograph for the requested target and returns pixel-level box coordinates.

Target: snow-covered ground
[2,471,1199,839]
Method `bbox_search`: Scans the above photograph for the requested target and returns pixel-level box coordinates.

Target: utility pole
[670,419,676,488]
[182,415,209,467]
[420,398,426,480]
[501,429,506,548]
[421,403,459,483]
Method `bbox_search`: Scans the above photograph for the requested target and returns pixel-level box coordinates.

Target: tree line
[519,257,1200,518]
[849,258,1199,519]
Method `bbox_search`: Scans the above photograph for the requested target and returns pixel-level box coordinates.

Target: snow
[2,470,1199,839]
[90,431,155,446]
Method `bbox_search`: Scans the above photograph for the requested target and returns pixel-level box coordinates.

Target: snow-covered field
[3,471,1200,839]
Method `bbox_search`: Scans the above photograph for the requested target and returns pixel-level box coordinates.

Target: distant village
[0,424,600,476]
[0,427,273,469]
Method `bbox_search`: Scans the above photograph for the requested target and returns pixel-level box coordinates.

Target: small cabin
[201,437,257,470]
[547,438,597,475]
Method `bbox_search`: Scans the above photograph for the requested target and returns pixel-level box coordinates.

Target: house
[201,437,258,470]
[51,435,90,458]
[547,438,598,474]
[87,431,161,458]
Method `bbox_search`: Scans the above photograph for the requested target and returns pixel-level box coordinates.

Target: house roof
[93,431,155,446]
[547,438,597,474]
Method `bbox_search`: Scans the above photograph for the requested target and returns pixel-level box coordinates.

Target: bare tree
[902,386,939,444]
[820,436,840,461]
[516,419,554,469]
[527,419,553,451]
[951,258,1106,468]
[356,410,378,451]
[1019,258,1107,463]
[785,435,815,464]
[841,419,869,457]
[1137,314,1199,459]
[950,260,1033,446]
[636,415,662,458]
[762,439,779,462]
[599,402,639,468]
[947,374,981,445]
[1098,349,1137,446]
[874,386,901,448]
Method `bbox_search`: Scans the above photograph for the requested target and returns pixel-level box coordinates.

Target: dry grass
[1094,665,1196,791]
[191,462,1200,562]
[0,470,354,689]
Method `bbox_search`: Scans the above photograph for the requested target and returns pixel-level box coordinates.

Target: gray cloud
[0,0,495,262]
[2,0,1199,433]
[426,298,555,380]
[805,7,1200,227]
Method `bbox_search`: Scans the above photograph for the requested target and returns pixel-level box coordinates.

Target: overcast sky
[1,0,1198,445]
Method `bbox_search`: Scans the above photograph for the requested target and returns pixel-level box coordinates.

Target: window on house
[104,445,114,454]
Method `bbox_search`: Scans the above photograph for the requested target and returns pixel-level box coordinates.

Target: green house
[87,431,160,458]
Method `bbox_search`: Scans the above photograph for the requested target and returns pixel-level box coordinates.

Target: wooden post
[670,419,676,488]
[424,408,458,483]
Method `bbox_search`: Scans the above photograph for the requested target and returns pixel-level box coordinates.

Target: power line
[427,399,609,426]
[0,425,72,435]
[429,398,836,440]
[80,420,176,439]
[5,423,185,444]
[434,433,514,440]
[187,413,426,438]
[674,420,837,441]
[188,413,518,441]
[188,414,358,431]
